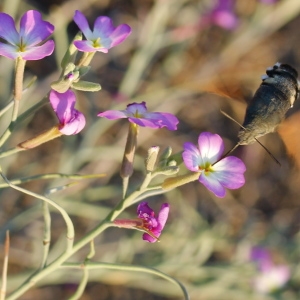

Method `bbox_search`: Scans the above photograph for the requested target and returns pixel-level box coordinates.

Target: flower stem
[0,231,9,300]
[0,58,26,147]
[5,164,165,299]
[120,123,139,197]
[40,202,51,269]
[77,52,95,67]
[62,262,190,300]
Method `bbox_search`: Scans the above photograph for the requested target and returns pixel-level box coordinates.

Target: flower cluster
[0,9,247,246]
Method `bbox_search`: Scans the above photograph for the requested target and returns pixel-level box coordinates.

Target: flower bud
[18,126,62,149]
[145,146,160,172]
[162,172,200,190]
[120,123,138,178]
[154,166,179,176]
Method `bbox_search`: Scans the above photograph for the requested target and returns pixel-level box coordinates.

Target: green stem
[12,57,26,120]
[77,52,95,67]
[0,172,105,189]
[0,147,25,159]
[68,240,95,300]
[6,174,153,299]
[62,262,190,300]
[0,100,13,118]
[0,170,74,246]
[67,268,89,300]
[40,202,51,269]
[0,58,26,147]
[6,164,171,299]
[0,231,9,300]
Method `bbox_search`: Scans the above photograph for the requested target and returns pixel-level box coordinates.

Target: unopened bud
[145,146,160,172]
[159,146,172,163]
[18,126,62,149]
[162,172,200,190]
[154,166,179,176]
[113,218,144,229]
[120,123,138,178]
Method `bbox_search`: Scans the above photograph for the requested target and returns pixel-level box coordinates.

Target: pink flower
[98,102,178,130]
[0,10,54,60]
[250,247,290,294]
[73,10,131,53]
[137,202,170,243]
[49,90,86,135]
[182,132,246,197]
[113,202,170,243]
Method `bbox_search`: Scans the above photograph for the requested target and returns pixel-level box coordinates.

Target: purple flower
[49,89,86,135]
[98,102,178,130]
[201,0,238,30]
[0,10,54,60]
[250,247,290,294]
[73,10,131,53]
[182,132,246,198]
[137,202,170,243]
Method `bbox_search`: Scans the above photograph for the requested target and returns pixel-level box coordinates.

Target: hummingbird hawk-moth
[221,63,300,164]
[238,62,299,145]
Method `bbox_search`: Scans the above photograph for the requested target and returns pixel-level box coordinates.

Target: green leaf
[72,81,101,92]
[51,80,71,93]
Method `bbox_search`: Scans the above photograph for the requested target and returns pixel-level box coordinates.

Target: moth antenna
[220,110,281,166]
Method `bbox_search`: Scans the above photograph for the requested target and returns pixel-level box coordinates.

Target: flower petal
[157,203,170,230]
[213,156,246,189]
[0,42,19,59]
[126,102,148,115]
[50,89,76,124]
[198,132,224,163]
[143,112,178,130]
[93,16,115,38]
[21,40,55,60]
[128,117,160,128]
[137,202,153,218]
[73,10,93,39]
[199,172,226,198]
[182,142,202,172]
[98,109,128,119]
[110,24,131,47]
[93,17,131,49]
[59,110,86,135]
[73,40,108,53]
[19,10,54,46]
[0,12,19,45]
